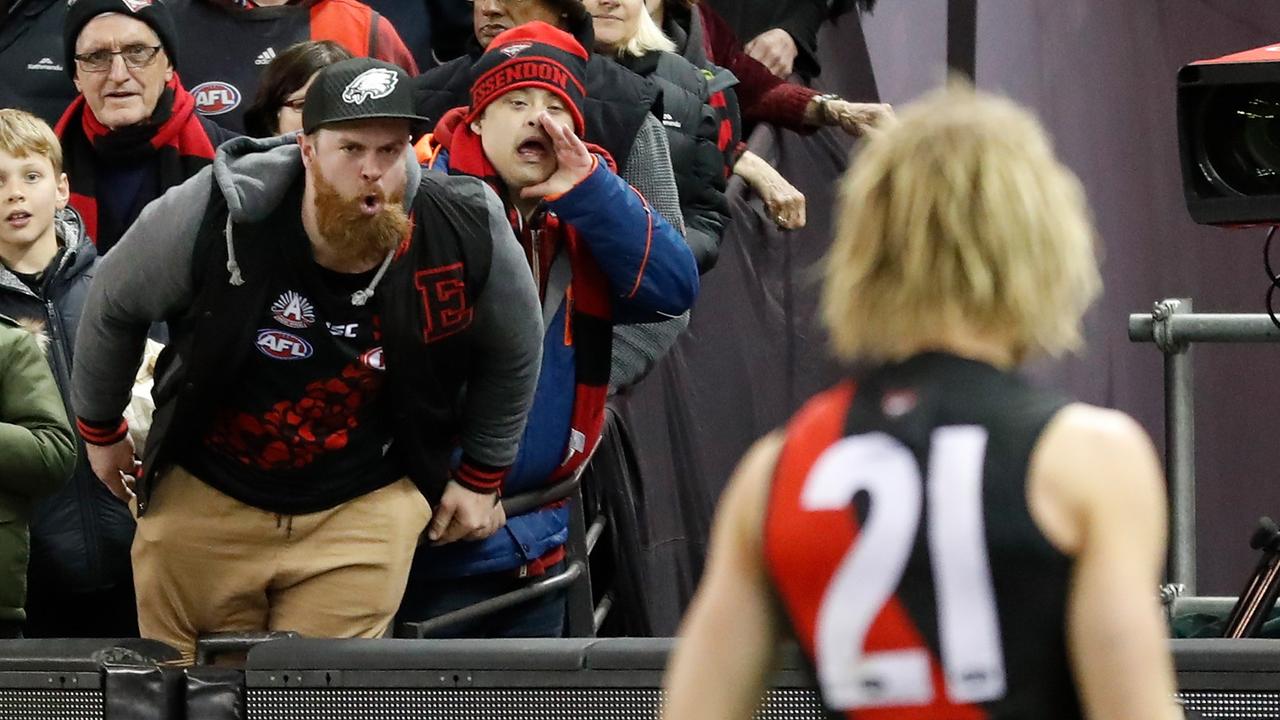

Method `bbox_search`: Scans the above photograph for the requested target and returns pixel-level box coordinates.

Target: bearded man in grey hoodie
[70,58,543,663]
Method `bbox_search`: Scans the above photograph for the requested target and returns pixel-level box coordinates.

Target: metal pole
[1128,312,1280,343]
[564,488,596,638]
[1151,299,1196,594]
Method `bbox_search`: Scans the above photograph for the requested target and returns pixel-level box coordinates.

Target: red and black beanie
[64,0,180,78]
[468,22,589,134]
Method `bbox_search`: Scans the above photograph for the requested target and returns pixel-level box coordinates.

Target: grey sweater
[71,133,542,470]
[612,114,693,390]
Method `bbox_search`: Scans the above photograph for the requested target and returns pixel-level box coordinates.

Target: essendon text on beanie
[471,58,584,109]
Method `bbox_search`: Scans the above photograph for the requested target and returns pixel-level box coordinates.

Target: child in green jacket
[0,314,75,637]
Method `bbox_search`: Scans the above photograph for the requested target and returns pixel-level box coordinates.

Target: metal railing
[1128,298,1280,594]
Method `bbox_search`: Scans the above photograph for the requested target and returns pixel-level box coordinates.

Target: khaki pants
[132,466,432,663]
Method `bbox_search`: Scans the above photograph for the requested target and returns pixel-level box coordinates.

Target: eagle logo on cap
[341,68,399,105]
[499,42,532,58]
[120,0,154,10]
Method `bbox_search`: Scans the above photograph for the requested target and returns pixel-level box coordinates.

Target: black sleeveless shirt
[764,353,1081,719]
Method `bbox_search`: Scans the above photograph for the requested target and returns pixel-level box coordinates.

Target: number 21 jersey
[763,352,1081,719]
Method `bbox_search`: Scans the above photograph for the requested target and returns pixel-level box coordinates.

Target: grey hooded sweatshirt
[71,133,543,497]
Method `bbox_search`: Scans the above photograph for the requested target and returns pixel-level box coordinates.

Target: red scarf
[54,75,217,252]
[432,107,613,482]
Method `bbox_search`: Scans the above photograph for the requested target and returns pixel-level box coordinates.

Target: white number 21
[800,427,1006,710]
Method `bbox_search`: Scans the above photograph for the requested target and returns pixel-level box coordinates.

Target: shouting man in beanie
[71,57,543,662]
[401,23,697,638]
[55,0,238,254]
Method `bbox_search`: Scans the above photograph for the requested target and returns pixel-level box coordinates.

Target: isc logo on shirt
[256,329,313,360]
[192,81,242,116]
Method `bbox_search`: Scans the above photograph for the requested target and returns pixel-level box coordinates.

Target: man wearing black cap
[70,57,543,661]
[54,0,238,254]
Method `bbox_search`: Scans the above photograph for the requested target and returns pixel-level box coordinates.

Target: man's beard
[310,166,410,268]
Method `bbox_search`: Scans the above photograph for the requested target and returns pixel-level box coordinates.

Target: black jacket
[0,208,134,595]
[663,2,741,164]
[705,0,827,78]
[412,16,658,175]
[618,50,730,273]
[0,0,77,126]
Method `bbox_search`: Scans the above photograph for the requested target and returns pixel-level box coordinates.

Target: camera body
[1179,43,1280,226]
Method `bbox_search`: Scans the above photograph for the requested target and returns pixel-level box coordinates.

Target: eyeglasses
[73,44,163,73]
[281,96,306,112]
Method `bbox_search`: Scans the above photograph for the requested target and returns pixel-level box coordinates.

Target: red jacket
[306,0,418,74]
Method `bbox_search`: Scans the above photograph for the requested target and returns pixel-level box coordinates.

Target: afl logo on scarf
[192,81,241,116]
[256,330,313,360]
[271,290,316,329]
[342,68,398,105]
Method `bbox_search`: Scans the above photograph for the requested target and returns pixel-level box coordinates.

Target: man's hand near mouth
[519,112,595,201]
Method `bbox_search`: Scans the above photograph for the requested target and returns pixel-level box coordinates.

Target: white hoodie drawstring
[225,215,245,286]
[223,206,395,305]
[350,248,395,306]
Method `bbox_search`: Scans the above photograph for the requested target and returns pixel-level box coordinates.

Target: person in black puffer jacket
[0,108,136,637]
[586,0,729,273]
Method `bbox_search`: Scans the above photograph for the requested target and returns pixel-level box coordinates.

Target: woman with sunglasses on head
[243,41,354,137]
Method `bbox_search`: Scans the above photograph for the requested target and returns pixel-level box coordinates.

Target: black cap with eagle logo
[302,57,428,134]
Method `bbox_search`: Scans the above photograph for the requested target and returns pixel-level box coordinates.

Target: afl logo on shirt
[256,329,313,360]
[192,81,241,116]
[271,290,316,329]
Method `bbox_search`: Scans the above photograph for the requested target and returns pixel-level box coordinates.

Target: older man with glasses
[53,0,238,256]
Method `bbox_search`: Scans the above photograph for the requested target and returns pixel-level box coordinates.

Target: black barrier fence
[4,637,1280,719]
[0,638,182,720]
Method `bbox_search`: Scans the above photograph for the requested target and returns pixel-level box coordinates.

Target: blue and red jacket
[414,109,698,577]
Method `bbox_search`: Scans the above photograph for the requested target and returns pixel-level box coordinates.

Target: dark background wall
[609,1,1280,635]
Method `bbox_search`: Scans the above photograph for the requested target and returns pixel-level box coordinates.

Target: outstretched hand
[519,112,594,201]
[828,101,896,137]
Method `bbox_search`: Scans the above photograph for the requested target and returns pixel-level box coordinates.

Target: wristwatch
[812,93,841,125]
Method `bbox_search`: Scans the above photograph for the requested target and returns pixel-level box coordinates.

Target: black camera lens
[1201,85,1280,196]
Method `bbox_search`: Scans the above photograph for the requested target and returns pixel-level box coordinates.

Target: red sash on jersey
[763,382,988,720]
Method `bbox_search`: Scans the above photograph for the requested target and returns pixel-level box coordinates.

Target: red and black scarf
[431,107,613,482]
[54,75,216,252]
